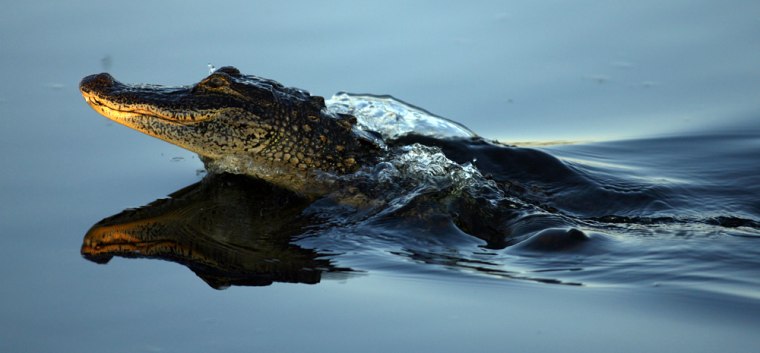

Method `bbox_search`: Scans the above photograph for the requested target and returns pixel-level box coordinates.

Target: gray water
[2,1,760,352]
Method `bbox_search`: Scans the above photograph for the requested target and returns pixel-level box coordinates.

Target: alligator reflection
[81,174,350,289]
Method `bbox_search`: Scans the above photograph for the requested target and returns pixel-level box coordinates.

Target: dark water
[79,124,760,292]
[3,1,760,352]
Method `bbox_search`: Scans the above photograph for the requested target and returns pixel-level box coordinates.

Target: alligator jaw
[81,92,149,122]
[79,73,217,125]
[78,72,236,159]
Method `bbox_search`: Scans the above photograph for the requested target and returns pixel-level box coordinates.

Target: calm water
[2,1,760,352]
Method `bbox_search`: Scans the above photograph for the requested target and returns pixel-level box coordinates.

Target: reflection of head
[81,174,350,289]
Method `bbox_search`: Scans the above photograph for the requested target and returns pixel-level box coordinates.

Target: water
[103,94,757,294]
[2,1,760,352]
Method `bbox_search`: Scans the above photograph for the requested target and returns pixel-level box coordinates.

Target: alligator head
[79,66,379,196]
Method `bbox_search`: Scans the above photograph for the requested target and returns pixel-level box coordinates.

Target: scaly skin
[80,66,380,197]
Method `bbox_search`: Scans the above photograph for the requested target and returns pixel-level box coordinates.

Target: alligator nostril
[79,72,116,92]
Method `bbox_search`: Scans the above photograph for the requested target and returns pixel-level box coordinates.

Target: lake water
[2,1,760,352]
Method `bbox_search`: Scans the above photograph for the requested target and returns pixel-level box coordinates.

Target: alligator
[78,67,623,287]
[79,66,592,248]
[80,66,381,197]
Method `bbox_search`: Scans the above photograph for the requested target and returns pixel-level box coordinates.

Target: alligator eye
[202,75,230,89]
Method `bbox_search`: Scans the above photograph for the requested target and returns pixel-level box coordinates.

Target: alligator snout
[79,72,116,93]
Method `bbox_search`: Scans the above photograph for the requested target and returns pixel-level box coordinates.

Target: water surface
[2,1,760,352]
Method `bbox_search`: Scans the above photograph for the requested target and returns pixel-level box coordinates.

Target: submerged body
[80,66,379,196]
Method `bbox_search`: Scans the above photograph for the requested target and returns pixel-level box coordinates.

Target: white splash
[326,92,477,140]
[343,143,502,208]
